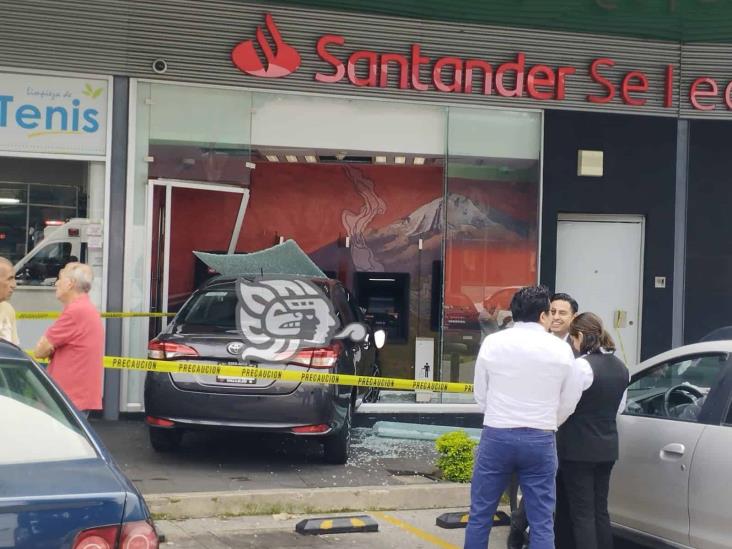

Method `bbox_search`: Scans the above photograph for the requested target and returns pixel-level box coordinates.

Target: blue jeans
[464,427,558,549]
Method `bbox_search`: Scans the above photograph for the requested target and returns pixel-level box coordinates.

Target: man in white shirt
[464,286,580,549]
[507,291,581,549]
[0,257,19,345]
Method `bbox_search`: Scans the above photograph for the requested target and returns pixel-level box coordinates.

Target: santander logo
[231,14,301,78]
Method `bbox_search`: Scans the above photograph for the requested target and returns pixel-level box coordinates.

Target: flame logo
[231,14,301,78]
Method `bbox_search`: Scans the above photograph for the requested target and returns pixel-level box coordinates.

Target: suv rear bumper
[144,372,349,433]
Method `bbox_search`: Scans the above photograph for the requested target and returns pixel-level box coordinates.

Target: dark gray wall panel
[541,110,677,360]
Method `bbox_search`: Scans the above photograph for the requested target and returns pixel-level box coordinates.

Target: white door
[555,215,643,365]
[120,180,249,412]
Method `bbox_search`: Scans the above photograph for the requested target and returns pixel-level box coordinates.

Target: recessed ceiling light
[413,157,425,165]
[0,198,20,204]
[375,156,387,164]
[285,155,298,163]
[265,155,279,162]
[395,156,406,164]
[305,155,317,163]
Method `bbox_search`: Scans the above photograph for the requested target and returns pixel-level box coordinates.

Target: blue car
[0,341,158,549]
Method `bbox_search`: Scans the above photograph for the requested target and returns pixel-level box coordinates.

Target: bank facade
[1,1,731,417]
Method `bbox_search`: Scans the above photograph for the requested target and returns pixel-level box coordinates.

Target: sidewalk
[91,418,475,519]
[92,418,443,495]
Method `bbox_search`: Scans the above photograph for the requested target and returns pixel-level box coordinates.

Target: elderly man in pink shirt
[34,262,104,416]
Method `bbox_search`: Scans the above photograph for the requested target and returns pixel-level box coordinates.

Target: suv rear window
[176,280,334,330]
[177,289,239,329]
[0,359,96,465]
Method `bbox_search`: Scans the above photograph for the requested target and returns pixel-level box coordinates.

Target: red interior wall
[237,163,444,254]
[168,187,241,303]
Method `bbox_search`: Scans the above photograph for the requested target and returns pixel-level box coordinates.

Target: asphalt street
[157,508,508,548]
[157,510,649,548]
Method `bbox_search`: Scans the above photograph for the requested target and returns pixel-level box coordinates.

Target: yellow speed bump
[436,510,511,529]
[295,515,378,535]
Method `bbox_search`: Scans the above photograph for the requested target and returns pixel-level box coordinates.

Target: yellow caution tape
[100,355,474,394]
[17,311,175,320]
[28,352,473,393]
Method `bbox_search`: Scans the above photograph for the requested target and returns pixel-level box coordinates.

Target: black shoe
[506,525,528,549]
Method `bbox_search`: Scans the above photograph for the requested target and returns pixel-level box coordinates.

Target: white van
[12,218,103,348]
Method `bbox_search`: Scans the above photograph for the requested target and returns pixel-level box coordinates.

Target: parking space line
[373,512,461,549]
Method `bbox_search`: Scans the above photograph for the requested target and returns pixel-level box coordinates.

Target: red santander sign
[232,15,732,111]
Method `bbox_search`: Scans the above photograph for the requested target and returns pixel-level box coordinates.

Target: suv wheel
[149,427,182,452]
[323,403,351,464]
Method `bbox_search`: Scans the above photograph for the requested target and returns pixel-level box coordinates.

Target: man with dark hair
[550,292,579,342]
[465,286,581,549]
[507,291,580,549]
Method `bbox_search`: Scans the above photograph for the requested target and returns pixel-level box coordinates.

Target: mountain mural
[362,194,528,270]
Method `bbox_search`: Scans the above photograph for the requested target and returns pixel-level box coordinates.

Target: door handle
[660,443,686,458]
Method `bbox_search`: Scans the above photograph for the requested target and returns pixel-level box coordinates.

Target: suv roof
[203,273,338,290]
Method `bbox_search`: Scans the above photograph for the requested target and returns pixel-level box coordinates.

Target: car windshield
[0,358,97,465]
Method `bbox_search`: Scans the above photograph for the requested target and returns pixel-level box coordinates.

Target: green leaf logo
[82,83,104,99]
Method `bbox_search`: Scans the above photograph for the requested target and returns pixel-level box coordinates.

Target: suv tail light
[291,424,331,434]
[146,416,175,427]
[120,520,159,549]
[148,339,198,359]
[287,342,342,369]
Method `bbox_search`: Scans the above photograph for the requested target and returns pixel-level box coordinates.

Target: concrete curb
[145,483,471,520]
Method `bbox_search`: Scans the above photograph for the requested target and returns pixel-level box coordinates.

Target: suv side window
[331,285,354,327]
[625,353,727,422]
[345,289,365,323]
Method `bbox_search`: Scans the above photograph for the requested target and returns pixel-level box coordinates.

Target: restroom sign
[0,72,108,156]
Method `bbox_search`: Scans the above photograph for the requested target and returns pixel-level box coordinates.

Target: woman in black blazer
[556,312,629,549]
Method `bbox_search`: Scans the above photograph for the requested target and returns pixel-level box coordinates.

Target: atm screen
[368,296,396,315]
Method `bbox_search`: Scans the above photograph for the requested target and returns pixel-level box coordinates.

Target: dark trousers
[464,427,557,549]
[508,469,575,549]
[558,460,615,549]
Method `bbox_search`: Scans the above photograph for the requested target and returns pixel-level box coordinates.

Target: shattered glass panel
[194,239,326,278]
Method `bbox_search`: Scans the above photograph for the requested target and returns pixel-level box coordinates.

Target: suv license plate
[216,376,257,385]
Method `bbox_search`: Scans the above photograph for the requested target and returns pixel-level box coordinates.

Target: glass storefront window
[441,109,541,400]
[124,80,542,410]
[0,157,106,348]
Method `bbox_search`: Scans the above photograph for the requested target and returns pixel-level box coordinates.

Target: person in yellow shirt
[0,257,19,345]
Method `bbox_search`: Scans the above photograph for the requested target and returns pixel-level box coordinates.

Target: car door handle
[660,443,686,458]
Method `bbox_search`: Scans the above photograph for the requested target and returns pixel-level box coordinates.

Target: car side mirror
[374,329,386,349]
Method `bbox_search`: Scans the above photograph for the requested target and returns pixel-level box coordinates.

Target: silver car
[610,341,732,549]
